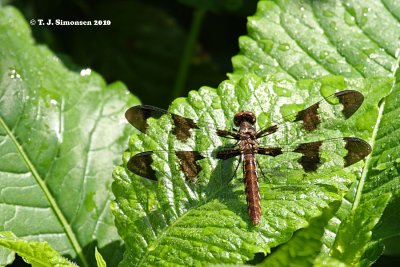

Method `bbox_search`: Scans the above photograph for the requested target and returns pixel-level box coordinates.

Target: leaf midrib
[0,116,89,267]
[352,100,386,211]
[352,53,400,210]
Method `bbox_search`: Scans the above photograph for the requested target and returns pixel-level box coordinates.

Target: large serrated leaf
[0,6,139,267]
[113,0,400,266]
[113,74,389,266]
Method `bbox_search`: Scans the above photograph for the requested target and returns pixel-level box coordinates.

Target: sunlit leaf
[113,0,399,266]
[0,6,139,267]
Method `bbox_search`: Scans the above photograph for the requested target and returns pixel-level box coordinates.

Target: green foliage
[95,247,107,267]
[0,6,138,267]
[112,0,400,266]
[0,231,75,266]
[114,74,392,265]
[15,0,230,108]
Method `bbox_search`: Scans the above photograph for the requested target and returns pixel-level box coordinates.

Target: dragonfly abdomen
[243,153,261,225]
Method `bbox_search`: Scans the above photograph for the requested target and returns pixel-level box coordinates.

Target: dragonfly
[125,90,372,225]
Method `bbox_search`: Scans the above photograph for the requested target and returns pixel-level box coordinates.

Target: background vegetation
[10,0,257,108]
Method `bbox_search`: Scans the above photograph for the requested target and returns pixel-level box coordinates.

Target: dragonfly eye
[234,111,256,126]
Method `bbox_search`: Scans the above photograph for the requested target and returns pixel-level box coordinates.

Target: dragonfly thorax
[238,123,257,140]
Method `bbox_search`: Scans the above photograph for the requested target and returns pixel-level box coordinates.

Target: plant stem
[172,8,206,100]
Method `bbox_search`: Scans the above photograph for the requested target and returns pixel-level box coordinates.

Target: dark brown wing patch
[127,151,157,180]
[293,137,371,172]
[175,151,204,182]
[216,129,238,139]
[125,105,165,133]
[215,148,242,160]
[281,90,364,133]
[256,125,279,138]
[294,141,323,172]
[171,114,199,142]
[294,103,320,132]
[258,147,283,157]
[335,90,364,119]
[343,137,371,167]
[126,105,199,142]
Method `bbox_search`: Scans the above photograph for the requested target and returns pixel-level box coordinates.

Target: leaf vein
[381,0,400,23]
[69,100,105,227]
[340,2,397,60]
[309,3,366,78]
[0,115,89,267]
[279,14,334,75]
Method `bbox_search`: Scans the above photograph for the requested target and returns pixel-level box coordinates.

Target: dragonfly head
[234,111,256,127]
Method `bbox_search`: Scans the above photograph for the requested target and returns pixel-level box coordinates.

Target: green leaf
[360,69,400,256]
[0,231,75,266]
[259,202,342,267]
[0,242,15,266]
[113,74,390,265]
[231,0,398,81]
[113,0,400,266]
[311,54,400,266]
[254,74,399,266]
[330,194,391,265]
[95,247,107,267]
[0,6,139,267]
[260,193,391,267]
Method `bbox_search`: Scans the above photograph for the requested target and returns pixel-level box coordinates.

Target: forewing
[126,105,236,142]
[257,90,364,138]
[125,105,166,133]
